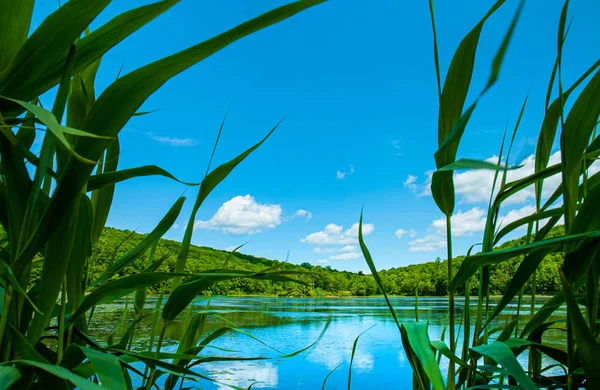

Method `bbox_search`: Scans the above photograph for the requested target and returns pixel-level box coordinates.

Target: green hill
[24,225,565,297]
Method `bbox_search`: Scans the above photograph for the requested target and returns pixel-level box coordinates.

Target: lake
[88,296,565,389]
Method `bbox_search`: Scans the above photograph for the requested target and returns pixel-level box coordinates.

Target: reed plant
[360,0,600,388]
[0,0,324,388]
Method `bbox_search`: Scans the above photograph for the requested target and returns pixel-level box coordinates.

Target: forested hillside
[24,226,565,297]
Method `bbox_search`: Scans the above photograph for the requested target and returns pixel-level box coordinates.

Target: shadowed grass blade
[0,366,21,389]
[29,0,181,102]
[559,270,600,388]
[0,0,34,71]
[80,347,128,389]
[7,360,103,389]
[0,0,110,107]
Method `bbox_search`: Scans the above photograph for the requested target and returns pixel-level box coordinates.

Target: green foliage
[0,1,324,388]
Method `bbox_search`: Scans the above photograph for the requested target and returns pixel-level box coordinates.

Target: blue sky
[33,0,600,272]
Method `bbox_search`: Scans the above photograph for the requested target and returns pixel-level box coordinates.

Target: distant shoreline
[139,294,555,299]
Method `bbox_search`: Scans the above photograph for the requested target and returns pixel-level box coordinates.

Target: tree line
[23,226,565,297]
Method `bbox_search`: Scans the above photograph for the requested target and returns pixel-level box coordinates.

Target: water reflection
[88,296,565,389]
[203,361,279,389]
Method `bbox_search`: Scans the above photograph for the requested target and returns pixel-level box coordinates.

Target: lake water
[88,296,565,389]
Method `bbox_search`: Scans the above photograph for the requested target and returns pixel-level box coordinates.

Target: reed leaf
[322,363,342,390]
[436,158,522,172]
[0,0,34,71]
[450,230,600,291]
[400,322,445,390]
[348,325,375,390]
[559,270,600,388]
[7,360,103,389]
[89,139,119,247]
[96,196,185,283]
[30,0,181,103]
[163,271,309,321]
[26,196,83,344]
[470,342,537,389]
[173,119,282,289]
[0,366,21,389]
[71,272,191,322]
[87,165,200,191]
[5,324,47,363]
[1,96,112,164]
[79,346,127,389]
[0,0,110,107]
[535,58,600,204]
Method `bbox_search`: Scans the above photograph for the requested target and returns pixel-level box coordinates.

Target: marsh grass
[0,0,326,388]
[359,0,600,389]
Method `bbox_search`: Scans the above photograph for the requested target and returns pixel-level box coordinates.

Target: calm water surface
[89,297,564,389]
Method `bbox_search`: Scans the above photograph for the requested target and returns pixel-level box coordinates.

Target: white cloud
[336,165,355,180]
[194,195,281,235]
[314,245,358,254]
[403,175,418,193]
[147,133,198,147]
[431,207,487,237]
[498,204,537,228]
[405,172,433,196]
[325,223,343,234]
[317,259,329,264]
[292,209,312,221]
[410,203,550,252]
[172,223,180,229]
[395,228,417,239]
[224,246,238,252]
[301,222,374,246]
[408,235,447,253]
[407,152,594,205]
[330,252,362,261]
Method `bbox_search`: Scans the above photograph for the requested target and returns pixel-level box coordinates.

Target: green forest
[27,225,564,298]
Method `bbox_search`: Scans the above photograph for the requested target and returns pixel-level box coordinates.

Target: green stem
[415,281,419,322]
[146,320,167,390]
[143,294,163,388]
[446,215,455,390]
[461,278,471,365]
[515,287,523,337]
[0,286,13,355]
[57,276,67,363]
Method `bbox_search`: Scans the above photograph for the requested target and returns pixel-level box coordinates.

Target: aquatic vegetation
[0,0,324,388]
[360,0,600,388]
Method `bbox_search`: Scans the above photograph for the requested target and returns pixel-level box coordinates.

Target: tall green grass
[360,0,600,388]
[0,0,324,388]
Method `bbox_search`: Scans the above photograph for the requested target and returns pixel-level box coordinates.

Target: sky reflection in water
[89,297,564,389]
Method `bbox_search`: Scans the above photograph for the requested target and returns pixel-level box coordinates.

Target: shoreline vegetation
[26,225,566,298]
